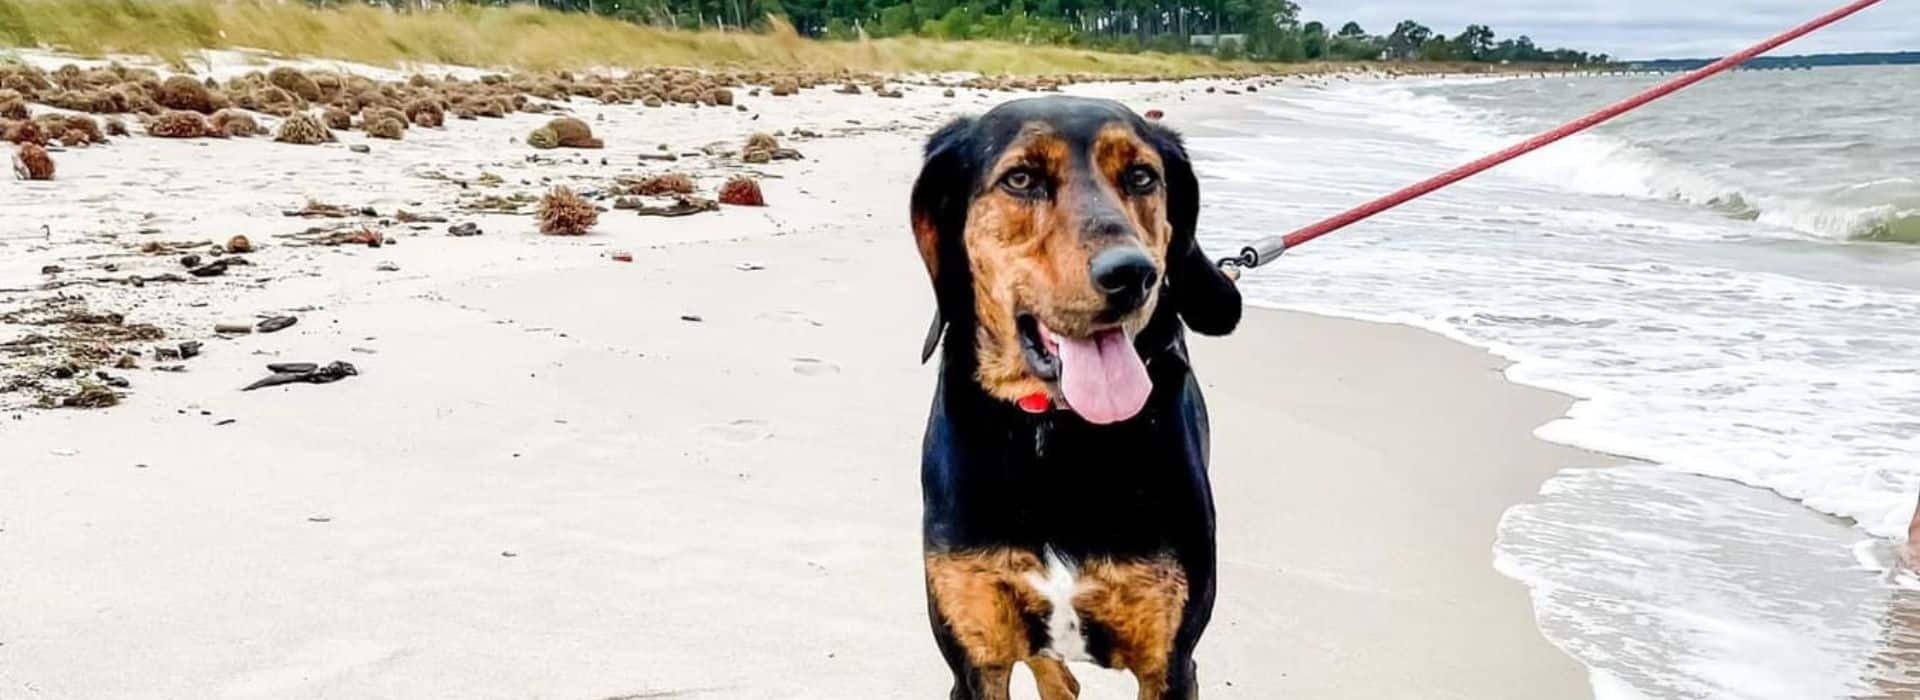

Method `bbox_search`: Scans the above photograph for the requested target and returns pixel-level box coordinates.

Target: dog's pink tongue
[1055,328,1151,425]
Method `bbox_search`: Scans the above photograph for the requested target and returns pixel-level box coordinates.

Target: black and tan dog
[910,96,1242,699]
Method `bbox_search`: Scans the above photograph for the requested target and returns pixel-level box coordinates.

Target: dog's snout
[1091,247,1157,310]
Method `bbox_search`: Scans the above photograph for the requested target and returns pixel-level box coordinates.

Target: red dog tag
[1017,392,1051,414]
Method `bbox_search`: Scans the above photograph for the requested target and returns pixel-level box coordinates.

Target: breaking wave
[1365,82,1920,243]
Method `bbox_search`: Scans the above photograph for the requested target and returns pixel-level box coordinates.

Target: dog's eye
[1000,170,1039,195]
[1125,166,1159,194]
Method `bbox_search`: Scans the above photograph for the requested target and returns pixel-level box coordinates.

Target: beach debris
[349,144,370,154]
[242,360,358,391]
[52,114,106,146]
[363,115,406,140]
[405,99,444,128]
[740,132,782,163]
[1145,109,1165,120]
[267,67,323,102]
[148,110,218,139]
[394,210,447,224]
[12,143,51,180]
[835,82,861,95]
[214,323,253,334]
[285,200,369,218]
[943,88,956,98]
[156,76,217,114]
[178,254,202,269]
[59,379,119,408]
[374,261,399,272]
[188,259,230,277]
[447,222,482,237]
[611,251,633,262]
[320,107,352,131]
[735,262,765,271]
[0,94,26,120]
[154,339,203,362]
[538,186,598,235]
[635,152,678,162]
[680,314,703,323]
[38,264,61,275]
[209,109,262,137]
[459,193,535,215]
[226,235,253,254]
[274,113,335,145]
[630,195,717,217]
[256,316,297,333]
[4,118,46,146]
[625,172,694,196]
[319,227,385,247]
[719,176,766,207]
[307,515,331,523]
[526,124,556,147]
[530,117,602,149]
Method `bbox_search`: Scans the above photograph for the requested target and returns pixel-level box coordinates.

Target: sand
[0,54,1590,698]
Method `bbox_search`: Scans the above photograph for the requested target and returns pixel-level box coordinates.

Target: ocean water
[1186,66,1920,698]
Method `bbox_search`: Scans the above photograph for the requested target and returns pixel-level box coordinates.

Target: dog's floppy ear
[1147,122,1241,336]
[911,116,978,362]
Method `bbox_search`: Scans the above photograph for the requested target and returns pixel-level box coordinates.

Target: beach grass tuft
[0,0,1277,76]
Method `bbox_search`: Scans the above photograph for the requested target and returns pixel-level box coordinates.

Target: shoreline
[0,57,1593,697]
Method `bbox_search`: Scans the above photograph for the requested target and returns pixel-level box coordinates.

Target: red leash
[1220,0,1889,270]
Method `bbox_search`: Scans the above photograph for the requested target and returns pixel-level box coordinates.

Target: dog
[910,96,1242,699]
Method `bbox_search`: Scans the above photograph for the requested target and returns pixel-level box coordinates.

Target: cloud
[1299,0,1918,59]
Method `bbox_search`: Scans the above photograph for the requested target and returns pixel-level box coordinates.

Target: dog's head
[912,96,1240,424]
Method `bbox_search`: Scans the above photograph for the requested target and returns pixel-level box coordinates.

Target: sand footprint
[700,418,770,443]
[754,310,825,327]
[791,357,839,376]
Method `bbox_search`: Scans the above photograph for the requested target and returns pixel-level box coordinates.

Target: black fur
[911,96,1241,698]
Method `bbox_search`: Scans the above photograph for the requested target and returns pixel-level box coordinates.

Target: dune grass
[0,0,1281,75]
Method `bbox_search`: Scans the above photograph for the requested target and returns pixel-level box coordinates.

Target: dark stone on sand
[448,222,482,237]
[256,316,297,333]
[188,259,228,277]
[178,340,202,359]
[242,360,358,391]
[349,144,370,153]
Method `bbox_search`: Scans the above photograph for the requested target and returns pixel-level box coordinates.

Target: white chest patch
[1024,547,1092,662]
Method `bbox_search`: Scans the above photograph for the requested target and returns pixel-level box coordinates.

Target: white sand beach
[0,56,1591,698]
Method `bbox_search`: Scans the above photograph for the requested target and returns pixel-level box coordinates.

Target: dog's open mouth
[1017,313,1152,424]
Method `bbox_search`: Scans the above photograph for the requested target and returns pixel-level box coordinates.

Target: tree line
[325,0,1610,65]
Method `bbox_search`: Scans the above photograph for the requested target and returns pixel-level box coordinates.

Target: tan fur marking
[1029,656,1082,699]
[925,550,1051,667]
[912,212,940,288]
[1076,557,1189,696]
[962,120,1177,402]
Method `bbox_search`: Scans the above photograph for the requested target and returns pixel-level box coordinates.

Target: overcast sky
[1299,1,1919,60]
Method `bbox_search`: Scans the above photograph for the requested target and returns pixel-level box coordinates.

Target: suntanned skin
[910,97,1242,699]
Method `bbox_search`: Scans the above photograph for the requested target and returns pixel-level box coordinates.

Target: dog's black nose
[1090,247,1157,310]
